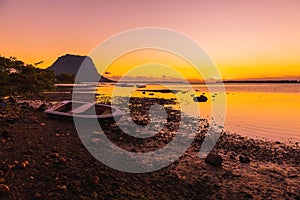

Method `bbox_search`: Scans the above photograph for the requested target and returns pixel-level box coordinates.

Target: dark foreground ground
[0,96,300,200]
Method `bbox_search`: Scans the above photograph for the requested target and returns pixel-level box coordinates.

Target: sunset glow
[1,0,300,80]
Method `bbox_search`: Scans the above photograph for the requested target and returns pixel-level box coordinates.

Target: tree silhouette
[0,55,55,97]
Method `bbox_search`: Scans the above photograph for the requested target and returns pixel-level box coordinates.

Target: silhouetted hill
[47,54,113,82]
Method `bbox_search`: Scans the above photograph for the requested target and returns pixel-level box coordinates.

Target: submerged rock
[193,95,208,103]
[205,153,223,167]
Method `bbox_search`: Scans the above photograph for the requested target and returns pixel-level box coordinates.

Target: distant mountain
[47,54,113,82]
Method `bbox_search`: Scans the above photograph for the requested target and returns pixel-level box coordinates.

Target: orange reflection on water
[95,84,300,141]
[223,92,300,141]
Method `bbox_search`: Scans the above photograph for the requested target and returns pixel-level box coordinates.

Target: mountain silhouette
[47,54,113,82]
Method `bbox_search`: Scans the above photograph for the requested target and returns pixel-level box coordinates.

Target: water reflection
[74,83,300,141]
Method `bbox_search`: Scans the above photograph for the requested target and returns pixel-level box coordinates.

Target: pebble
[58,157,67,164]
[205,153,223,167]
[73,180,81,187]
[1,130,12,138]
[287,172,298,178]
[0,178,5,184]
[239,155,250,163]
[20,162,27,169]
[91,191,99,198]
[91,176,100,186]
[34,192,42,198]
[51,152,60,158]
[57,185,67,191]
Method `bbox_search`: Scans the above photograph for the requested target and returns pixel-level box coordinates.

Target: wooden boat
[44,100,124,122]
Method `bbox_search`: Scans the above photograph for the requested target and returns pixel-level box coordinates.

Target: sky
[1,0,300,80]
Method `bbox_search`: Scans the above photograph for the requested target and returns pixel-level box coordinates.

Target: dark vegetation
[55,73,75,84]
[0,55,75,98]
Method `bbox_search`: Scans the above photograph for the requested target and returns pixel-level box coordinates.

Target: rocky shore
[0,97,300,199]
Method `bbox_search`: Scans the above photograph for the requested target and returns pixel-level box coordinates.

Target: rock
[23,149,34,155]
[57,185,67,191]
[34,192,42,198]
[229,154,236,160]
[20,161,28,169]
[1,130,12,138]
[6,118,17,124]
[0,178,5,184]
[58,157,67,164]
[0,184,10,194]
[73,180,81,187]
[91,191,99,198]
[241,191,253,199]
[288,174,298,179]
[193,95,208,102]
[91,176,100,186]
[51,152,60,158]
[205,153,223,167]
[239,155,250,163]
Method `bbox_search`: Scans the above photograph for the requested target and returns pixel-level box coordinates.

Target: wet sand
[0,96,300,199]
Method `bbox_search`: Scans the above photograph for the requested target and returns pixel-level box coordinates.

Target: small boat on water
[44,100,124,122]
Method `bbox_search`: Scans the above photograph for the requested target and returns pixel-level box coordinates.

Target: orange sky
[1,0,300,80]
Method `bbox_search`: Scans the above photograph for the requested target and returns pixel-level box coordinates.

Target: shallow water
[73,83,300,142]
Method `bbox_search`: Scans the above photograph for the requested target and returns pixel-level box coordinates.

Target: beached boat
[44,100,124,122]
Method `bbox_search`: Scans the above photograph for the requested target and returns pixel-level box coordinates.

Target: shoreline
[0,97,299,199]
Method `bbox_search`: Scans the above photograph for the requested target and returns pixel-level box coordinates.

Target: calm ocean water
[73,83,300,142]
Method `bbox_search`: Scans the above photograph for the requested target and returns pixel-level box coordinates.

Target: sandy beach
[0,94,299,200]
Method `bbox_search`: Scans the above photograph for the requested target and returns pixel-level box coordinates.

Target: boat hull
[44,101,124,123]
